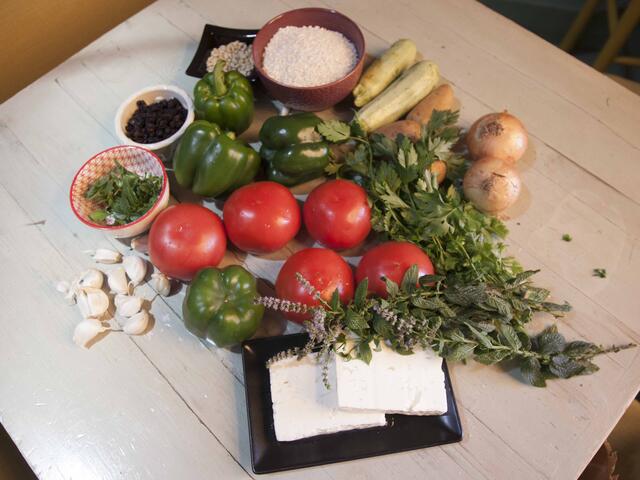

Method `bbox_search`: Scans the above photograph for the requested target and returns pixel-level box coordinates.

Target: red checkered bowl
[69,145,170,238]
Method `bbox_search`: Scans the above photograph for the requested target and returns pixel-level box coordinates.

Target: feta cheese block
[268,355,387,442]
[335,343,448,415]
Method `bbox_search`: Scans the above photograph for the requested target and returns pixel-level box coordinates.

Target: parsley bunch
[301,112,635,386]
[320,111,518,283]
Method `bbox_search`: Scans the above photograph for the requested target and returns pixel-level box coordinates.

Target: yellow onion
[467,112,528,163]
[463,156,521,214]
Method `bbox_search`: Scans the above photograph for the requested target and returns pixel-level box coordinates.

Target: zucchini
[353,39,417,107]
[356,60,440,133]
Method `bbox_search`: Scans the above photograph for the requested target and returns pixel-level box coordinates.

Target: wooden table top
[1,0,639,478]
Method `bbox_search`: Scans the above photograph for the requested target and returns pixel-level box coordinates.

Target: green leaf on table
[446,342,476,362]
[520,357,546,387]
[536,325,566,355]
[563,341,601,358]
[475,349,511,365]
[548,354,585,378]
[466,323,494,349]
[499,324,522,351]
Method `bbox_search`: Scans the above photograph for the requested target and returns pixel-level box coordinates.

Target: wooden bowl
[252,8,365,111]
[70,146,170,238]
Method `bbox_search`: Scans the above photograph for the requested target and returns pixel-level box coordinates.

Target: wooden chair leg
[594,0,640,70]
[560,0,601,52]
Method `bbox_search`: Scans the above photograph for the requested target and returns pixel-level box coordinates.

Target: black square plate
[185,24,258,79]
[241,333,463,474]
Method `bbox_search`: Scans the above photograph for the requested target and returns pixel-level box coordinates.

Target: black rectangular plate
[185,24,258,79]
[242,333,463,474]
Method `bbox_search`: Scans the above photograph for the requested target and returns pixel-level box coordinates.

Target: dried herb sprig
[260,270,634,387]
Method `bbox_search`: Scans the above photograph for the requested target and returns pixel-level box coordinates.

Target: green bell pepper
[183,265,264,347]
[259,113,330,186]
[173,120,260,197]
[194,60,254,135]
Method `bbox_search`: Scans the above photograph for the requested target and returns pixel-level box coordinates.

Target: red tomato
[303,179,371,250]
[275,248,354,323]
[356,241,434,297]
[149,204,226,281]
[223,181,301,254]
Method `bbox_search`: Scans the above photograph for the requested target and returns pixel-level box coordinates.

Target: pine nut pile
[206,41,254,76]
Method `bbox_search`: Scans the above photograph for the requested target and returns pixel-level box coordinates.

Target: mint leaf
[354,279,368,308]
[548,354,584,378]
[537,325,566,355]
[400,265,419,293]
[345,309,368,331]
[383,277,399,297]
[357,341,373,364]
[499,324,522,351]
[329,289,340,310]
[446,343,476,362]
[520,357,546,387]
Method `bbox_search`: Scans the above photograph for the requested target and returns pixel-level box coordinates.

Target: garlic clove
[76,287,110,318]
[150,272,171,297]
[114,293,130,309]
[86,248,122,264]
[77,269,104,289]
[130,235,149,254]
[73,319,108,348]
[123,255,146,287]
[64,288,77,305]
[56,280,70,294]
[107,267,130,295]
[116,295,143,317]
[122,310,150,335]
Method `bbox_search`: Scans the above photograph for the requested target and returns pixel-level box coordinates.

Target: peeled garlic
[121,310,150,335]
[114,293,129,309]
[56,280,70,294]
[77,269,104,289]
[87,248,122,264]
[107,267,130,295]
[73,319,108,348]
[57,280,77,305]
[151,272,171,297]
[130,235,149,254]
[64,289,77,305]
[76,287,110,318]
[123,255,146,287]
[116,295,143,317]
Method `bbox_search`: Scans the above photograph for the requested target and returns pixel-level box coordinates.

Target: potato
[373,120,422,142]
[406,84,455,125]
[430,160,447,185]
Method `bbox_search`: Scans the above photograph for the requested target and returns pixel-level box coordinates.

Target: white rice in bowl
[262,25,358,87]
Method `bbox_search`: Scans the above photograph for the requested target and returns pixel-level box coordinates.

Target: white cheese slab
[268,355,387,442]
[335,343,448,416]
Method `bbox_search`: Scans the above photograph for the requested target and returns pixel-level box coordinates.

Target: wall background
[0,0,153,103]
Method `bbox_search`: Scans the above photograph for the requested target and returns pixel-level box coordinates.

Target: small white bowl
[114,85,194,162]
[70,146,170,238]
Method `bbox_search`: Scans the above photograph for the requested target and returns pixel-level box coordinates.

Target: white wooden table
[1,1,639,478]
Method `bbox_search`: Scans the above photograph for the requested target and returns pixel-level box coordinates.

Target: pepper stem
[213,60,228,96]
